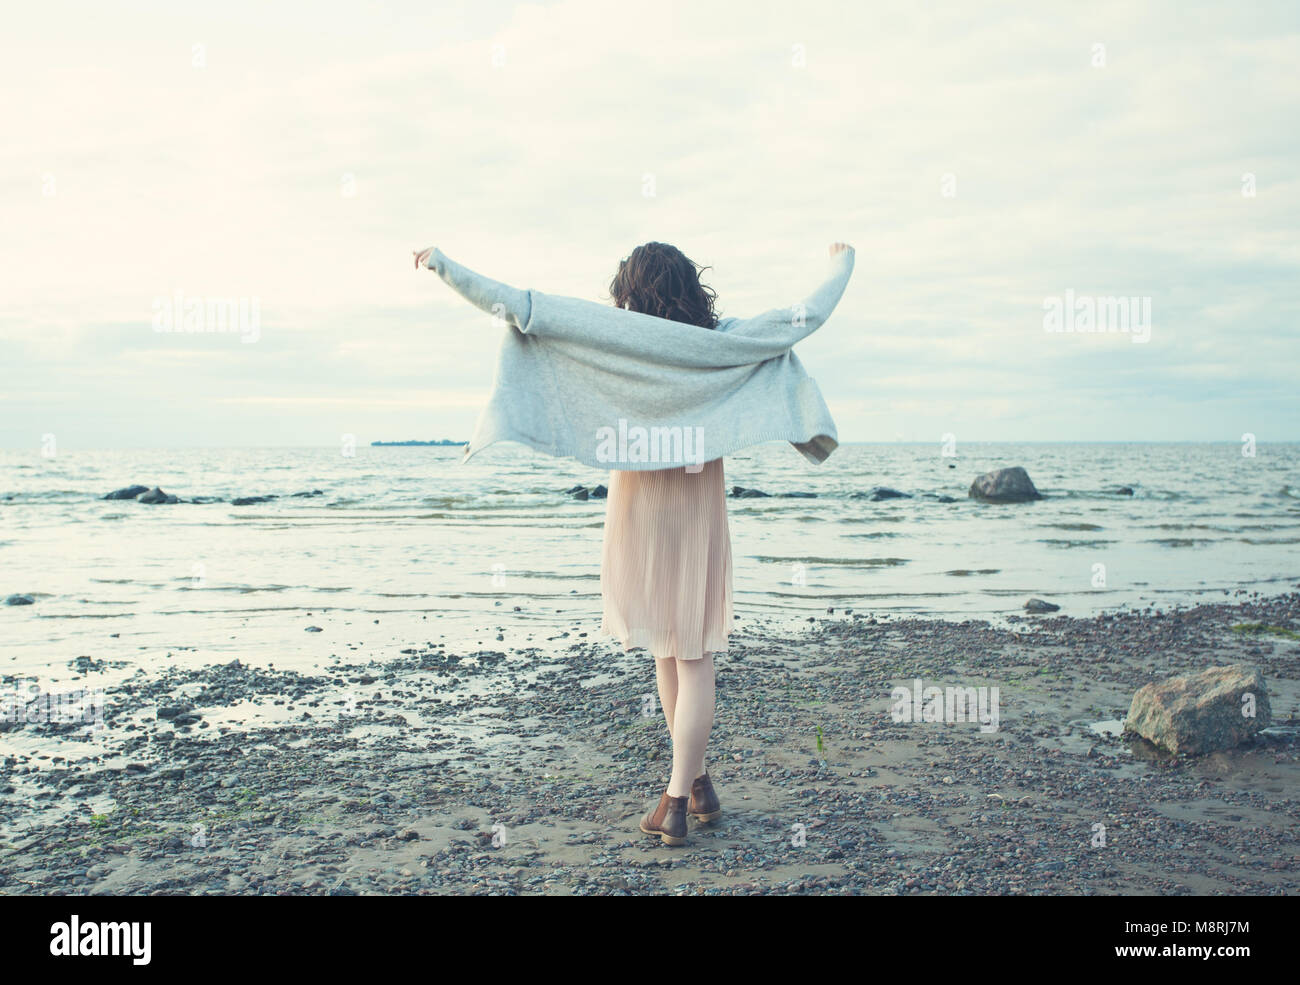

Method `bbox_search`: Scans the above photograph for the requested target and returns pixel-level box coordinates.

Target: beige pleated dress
[600,457,733,661]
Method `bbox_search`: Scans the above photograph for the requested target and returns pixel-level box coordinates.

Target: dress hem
[601,623,729,661]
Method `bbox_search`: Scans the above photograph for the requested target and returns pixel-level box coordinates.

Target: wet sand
[1,592,1296,895]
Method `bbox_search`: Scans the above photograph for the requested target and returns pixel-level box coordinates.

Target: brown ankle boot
[639,792,689,845]
[688,772,722,823]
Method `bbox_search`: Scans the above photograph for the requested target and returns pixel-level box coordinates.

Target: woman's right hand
[829,242,852,256]
[413,246,435,269]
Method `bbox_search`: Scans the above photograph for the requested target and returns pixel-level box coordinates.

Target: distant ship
[370,439,468,446]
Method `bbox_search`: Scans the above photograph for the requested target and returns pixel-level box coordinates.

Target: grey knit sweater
[426,246,855,470]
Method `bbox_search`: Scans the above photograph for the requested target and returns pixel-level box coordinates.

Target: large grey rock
[968,467,1042,503]
[103,485,149,500]
[1125,664,1271,755]
[5,594,35,606]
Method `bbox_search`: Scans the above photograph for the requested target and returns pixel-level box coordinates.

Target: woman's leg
[666,653,714,797]
[653,656,678,735]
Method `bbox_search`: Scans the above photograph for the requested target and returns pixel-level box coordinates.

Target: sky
[2,0,1297,448]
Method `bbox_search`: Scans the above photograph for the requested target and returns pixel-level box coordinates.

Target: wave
[752,555,909,567]
[36,612,135,619]
[1037,539,1116,548]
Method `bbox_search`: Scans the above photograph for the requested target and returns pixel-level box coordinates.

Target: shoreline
[1,592,1296,895]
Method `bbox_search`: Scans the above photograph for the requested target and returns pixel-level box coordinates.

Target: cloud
[2,0,1297,446]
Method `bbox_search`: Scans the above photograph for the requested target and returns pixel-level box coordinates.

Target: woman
[601,243,731,847]
[413,240,853,847]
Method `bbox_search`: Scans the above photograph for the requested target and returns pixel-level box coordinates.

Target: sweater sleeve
[719,247,855,344]
[426,249,532,331]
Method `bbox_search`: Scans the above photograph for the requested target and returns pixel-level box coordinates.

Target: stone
[862,486,911,501]
[137,487,179,504]
[968,467,1042,503]
[4,594,35,606]
[1024,598,1060,613]
[103,485,150,500]
[1125,664,1271,755]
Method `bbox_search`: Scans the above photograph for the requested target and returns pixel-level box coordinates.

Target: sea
[2,441,1297,686]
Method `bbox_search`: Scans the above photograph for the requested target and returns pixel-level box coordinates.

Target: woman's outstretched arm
[716,242,855,343]
[413,246,532,331]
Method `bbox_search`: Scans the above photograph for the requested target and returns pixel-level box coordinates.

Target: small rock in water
[137,486,180,504]
[969,467,1042,503]
[861,486,911,501]
[1024,598,1060,613]
[590,484,608,499]
[305,625,324,632]
[731,486,770,498]
[4,594,35,606]
[103,484,150,501]
[1125,664,1272,755]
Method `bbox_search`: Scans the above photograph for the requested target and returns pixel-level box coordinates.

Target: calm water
[2,442,1298,682]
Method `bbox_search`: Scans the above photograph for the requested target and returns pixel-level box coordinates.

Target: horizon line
[3,438,1297,452]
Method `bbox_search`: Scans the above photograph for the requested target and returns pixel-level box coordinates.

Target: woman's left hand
[413,247,435,269]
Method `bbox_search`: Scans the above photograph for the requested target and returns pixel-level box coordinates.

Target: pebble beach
[2,591,1296,896]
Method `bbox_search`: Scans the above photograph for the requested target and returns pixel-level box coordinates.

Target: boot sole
[639,820,687,846]
[692,810,722,823]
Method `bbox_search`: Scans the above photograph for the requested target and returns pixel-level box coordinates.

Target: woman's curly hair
[609,242,719,329]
